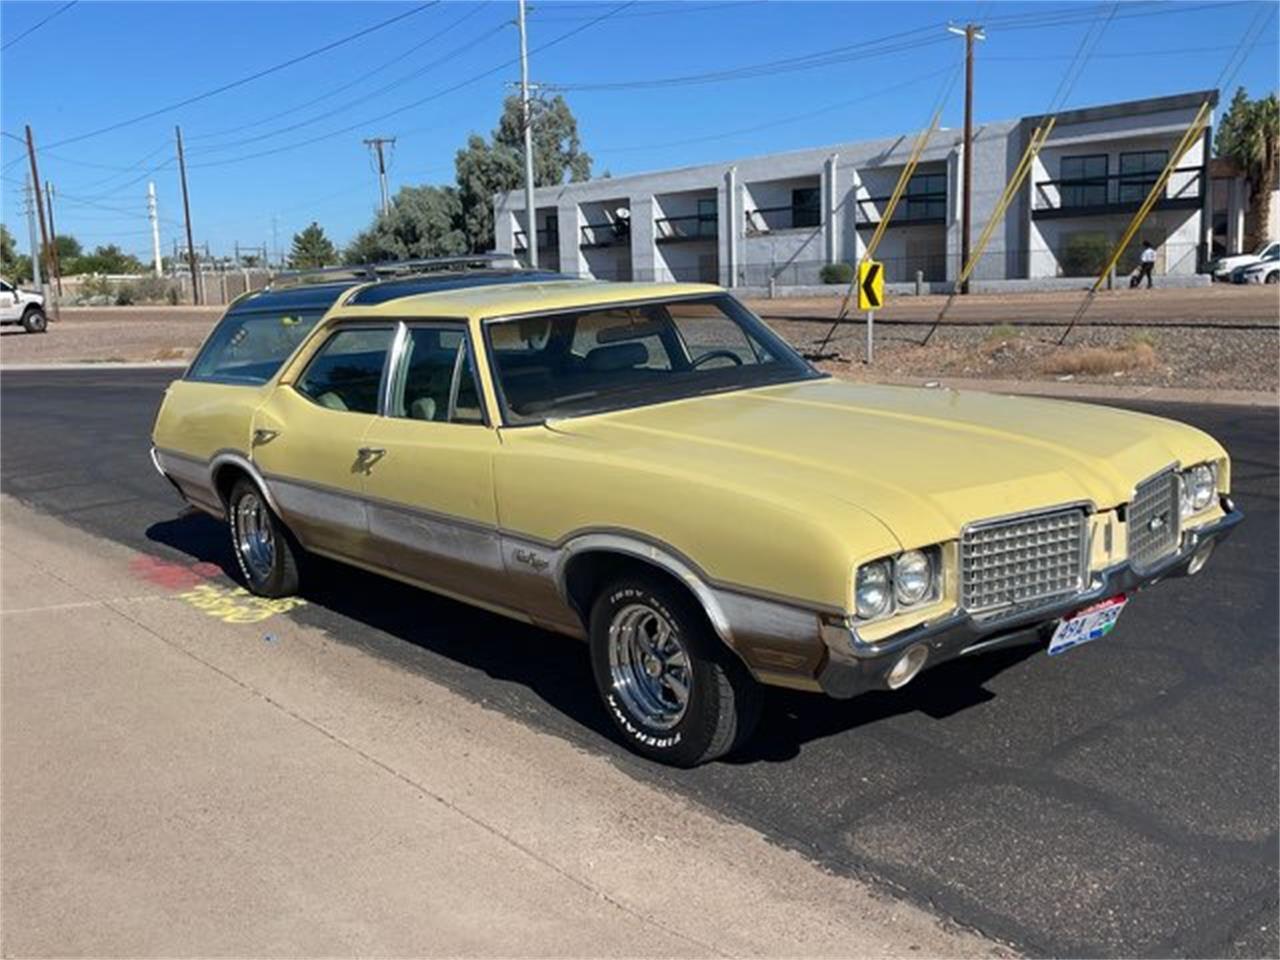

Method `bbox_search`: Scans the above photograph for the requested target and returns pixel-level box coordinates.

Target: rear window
[186,307,324,385]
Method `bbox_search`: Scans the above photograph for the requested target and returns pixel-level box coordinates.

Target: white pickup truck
[0,278,47,333]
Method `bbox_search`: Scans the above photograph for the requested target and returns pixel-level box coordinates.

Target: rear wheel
[227,477,300,598]
[589,574,761,767]
[21,307,46,333]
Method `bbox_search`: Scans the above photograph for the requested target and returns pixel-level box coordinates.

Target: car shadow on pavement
[146,511,1037,765]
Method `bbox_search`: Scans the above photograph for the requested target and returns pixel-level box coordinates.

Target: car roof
[334,280,726,320]
[228,281,357,315]
[343,269,572,305]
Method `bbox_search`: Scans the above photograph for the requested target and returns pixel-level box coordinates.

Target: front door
[0,281,18,322]
[359,323,505,604]
[252,324,395,558]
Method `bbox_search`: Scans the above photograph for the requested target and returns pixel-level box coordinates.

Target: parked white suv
[0,278,47,333]
[1210,240,1279,281]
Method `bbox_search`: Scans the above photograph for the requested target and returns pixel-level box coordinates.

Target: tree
[288,222,337,269]
[454,95,592,253]
[1217,87,1280,248]
[345,185,468,263]
[69,244,144,275]
[0,224,16,267]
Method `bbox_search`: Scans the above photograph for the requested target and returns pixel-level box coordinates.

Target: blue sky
[2,0,1276,259]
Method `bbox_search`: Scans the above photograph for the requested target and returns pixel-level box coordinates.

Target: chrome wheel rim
[607,603,691,730]
[235,492,275,582]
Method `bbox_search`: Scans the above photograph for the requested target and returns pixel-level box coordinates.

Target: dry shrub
[1037,341,1158,376]
[152,347,189,361]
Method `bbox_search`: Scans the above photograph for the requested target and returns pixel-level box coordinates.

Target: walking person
[1136,239,1157,288]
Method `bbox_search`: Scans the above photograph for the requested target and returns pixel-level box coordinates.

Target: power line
[1,0,77,52]
[187,2,489,146]
[593,64,956,154]
[42,3,438,150]
[193,17,508,155]
[544,26,952,91]
[533,1,760,20]
[187,2,637,171]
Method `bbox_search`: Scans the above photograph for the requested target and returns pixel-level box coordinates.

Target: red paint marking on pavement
[128,555,219,591]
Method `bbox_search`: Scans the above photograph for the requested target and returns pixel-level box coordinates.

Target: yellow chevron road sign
[857,260,884,311]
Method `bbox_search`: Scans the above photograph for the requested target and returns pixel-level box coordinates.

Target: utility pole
[147,182,163,277]
[24,126,58,314]
[517,0,538,267]
[363,137,396,216]
[44,182,63,295]
[175,125,200,304]
[948,22,984,294]
[22,175,43,294]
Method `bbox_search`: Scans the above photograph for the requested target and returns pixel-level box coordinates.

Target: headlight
[1179,462,1217,517]
[894,549,933,605]
[855,561,892,619]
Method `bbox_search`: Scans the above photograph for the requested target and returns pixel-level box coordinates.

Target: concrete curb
[0,361,190,372]
[850,374,1278,408]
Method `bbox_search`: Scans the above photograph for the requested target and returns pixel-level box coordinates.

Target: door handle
[253,428,279,446]
[354,447,387,472]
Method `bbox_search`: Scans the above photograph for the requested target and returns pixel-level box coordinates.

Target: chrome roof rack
[265,253,523,290]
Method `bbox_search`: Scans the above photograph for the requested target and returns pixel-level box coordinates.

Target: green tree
[1216,87,1280,248]
[0,224,16,268]
[454,95,592,253]
[288,222,337,269]
[345,185,467,263]
[70,244,144,275]
[41,236,81,271]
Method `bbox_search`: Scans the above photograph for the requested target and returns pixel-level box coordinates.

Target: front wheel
[227,477,300,598]
[589,574,761,767]
[21,307,47,333]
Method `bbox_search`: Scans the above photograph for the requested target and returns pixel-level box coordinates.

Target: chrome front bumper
[817,497,1243,699]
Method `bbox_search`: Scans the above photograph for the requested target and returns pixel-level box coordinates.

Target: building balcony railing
[655,213,718,243]
[855,192,947,227]
[580,220,630,248]
[513,229,559,252]
[1033,166,1203,219]
[744,204,821,235]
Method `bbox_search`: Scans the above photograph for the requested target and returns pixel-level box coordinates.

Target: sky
[2,0,1277,261]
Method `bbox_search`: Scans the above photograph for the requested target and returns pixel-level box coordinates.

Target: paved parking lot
[1,367,1276,957]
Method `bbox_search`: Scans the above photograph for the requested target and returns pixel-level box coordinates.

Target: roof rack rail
[265,253,523,290]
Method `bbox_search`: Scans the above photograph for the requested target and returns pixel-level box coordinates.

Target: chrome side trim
[207,450,285,517]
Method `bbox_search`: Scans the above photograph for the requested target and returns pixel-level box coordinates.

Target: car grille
[1128,469,1180,572]
[960,507,1087,615]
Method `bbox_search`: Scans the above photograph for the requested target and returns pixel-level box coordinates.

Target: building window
[904,173,946,221]
[1119,150,1168,203]
[697,198,718,238]
[1060,155,1108,208]
[791,187,821,228]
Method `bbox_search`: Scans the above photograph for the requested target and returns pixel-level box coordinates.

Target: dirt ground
[2,288,1276,393]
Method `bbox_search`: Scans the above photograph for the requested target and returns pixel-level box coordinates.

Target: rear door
[359,323,506,603]
[252,324,395,558]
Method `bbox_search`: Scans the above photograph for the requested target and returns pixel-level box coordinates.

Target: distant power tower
[363,136,396,216]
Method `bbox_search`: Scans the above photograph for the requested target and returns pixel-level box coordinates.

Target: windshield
[186,307,324,385]
[485,294,820,424]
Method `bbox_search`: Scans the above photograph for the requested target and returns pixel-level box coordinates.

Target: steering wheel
[691,349,744,369]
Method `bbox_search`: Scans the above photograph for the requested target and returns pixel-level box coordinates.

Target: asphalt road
[3,367,1276,958]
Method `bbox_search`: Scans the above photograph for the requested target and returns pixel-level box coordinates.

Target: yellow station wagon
[151,259,1242,766]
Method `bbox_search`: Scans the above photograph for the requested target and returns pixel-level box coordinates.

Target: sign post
[857,260,885,363]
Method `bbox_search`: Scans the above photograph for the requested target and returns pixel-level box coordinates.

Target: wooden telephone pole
[175,125,200,305]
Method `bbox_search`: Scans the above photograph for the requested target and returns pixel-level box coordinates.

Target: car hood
[551,378,1226,546]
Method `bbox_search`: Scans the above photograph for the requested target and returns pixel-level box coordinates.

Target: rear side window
[388,326,484,424]
[187,308,323,385]
[295,327,394,414]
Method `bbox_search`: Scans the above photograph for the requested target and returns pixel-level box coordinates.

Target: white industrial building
[495,90,1238,292]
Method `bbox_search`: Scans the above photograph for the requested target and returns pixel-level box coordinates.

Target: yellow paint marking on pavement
[177,583,306,624]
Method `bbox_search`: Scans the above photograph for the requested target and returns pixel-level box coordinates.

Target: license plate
[1047,595,1127,656]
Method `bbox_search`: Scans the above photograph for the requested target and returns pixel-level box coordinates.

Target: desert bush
[1037,341,1158,376]
[1059,234,1111,278]
[820,262,854,284]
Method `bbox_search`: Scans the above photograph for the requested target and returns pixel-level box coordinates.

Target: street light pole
[949,22,984,295]
[518,0,538,267]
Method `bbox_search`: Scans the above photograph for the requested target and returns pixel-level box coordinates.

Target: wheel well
[212,462,252,509]
[22,303,43,315]
[563,549,721,638]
